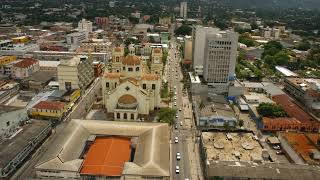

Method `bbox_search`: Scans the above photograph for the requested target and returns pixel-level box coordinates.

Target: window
[65,82,71,91]
[128,68,133,72]
[117,113,120,119]
[131,114,134,120]
[124,113,127,119]
[143,84,146,89]
[123,67,125,70]
[152,84,156,89]
[136,67,139,71]
[115,82,117,88]
[106,82,109,87]
[6,121,10,126]
[116,57,119,62]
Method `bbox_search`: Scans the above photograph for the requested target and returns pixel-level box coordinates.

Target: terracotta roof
[118,94,137,104]
[263,117,301,124]
[104,73,121,79]
[80,137,131,176]
[153,48,161,53]
[13,58,38,68]
[120,77,139,86]
[33,101,65,110]
[122,55,140,66]
[281,132,320,165]
[114,47,122,52]
[142,74,158,81]
[272,94,314,123]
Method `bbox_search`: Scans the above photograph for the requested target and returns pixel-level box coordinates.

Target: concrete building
[31,50,110,63]
[203,29,238,94]
[0,43,40,57]
[0,55,16,66]
[80,40,111,53]
[180,2,187,19]
[102,46,163,120]
[66,31,87,48]
[78,18,93,34]
[284,78,320,117]
[58,55,94,91]
[192,26,220,75]
[159,16,171,25]
[12,58,39,79]
[30,100,66,120]
[0,106,28,141]
[0,120,51,178]
[35,119,170,179]
[184,36,193,61]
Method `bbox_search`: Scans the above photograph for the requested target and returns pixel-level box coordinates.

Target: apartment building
[66,31,87,47]
[57,55,94,91]
[12,58,39,79]
[180,2,187,19]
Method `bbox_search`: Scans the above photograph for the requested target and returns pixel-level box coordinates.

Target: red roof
[33,101,65,110]
[272,94,314,123]
[80,137,131,176]
[13,58,38,68]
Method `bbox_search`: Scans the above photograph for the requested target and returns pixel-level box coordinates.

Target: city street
[166,38,202,180]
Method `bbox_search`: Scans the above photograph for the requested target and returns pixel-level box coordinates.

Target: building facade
[66,31,87,48]
[58,55,94,91]
[30,100,66,120]
[180,2,187,19]
[12,58,39,79]
[203,30,238,94]
[102,46,163,120]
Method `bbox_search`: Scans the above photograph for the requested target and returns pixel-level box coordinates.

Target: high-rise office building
[180,2,187,19]
[203,30,238,94]
[192,26,220,75]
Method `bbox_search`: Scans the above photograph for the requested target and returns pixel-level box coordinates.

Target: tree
[262,41,283,57]
[238,119,244,127]
[124,38,139,47]
[274,51,290,66]
[239,34,255,47]
[158,108,177,125]
[295,40,311,51]
[257,103,287,118]
[174,25,192,36]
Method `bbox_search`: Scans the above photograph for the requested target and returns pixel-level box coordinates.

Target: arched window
[136,67,139,71]
[131,114,134,120]
[124,113,127,119]
[116,57,119,62]
[117,113,120,119]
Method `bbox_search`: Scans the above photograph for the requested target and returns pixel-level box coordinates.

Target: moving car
[174,137,179,143]
[176,152,181,160]
[179,108,182,111]
[175,165,180,174]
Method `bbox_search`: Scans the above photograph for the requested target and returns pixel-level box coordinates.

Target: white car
[174,102,177,106]
[175,165,180,174]
[174,86,176,89]
[180,121,183,126]
[175,115,178,118]
[174,137,179,143]
[176,152,181,160]
[174,96,177,100]
[179,108,182,111]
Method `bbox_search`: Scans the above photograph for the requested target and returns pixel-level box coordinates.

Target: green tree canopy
[295,40,311,51]
[239,34,255,47]
[174,25,192,36]
[158,108,177,125]
[257,103,287,118]
[262,41,283,57]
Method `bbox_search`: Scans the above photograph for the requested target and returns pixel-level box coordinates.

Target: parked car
[273,145,281,150]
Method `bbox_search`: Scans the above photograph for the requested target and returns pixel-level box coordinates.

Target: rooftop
[207,160,320,180]
[59,55,88,66]
[276,66,298,77]
[35,120,170,177]
[13,58,38,68]
[80,137,131,176]
[0,120,51,168]
[272,94,315,123]
[0,105,24,114]
[202,132,264,162]
[32,100,65,110]
[281,132,320,165]
[122,55,140,66]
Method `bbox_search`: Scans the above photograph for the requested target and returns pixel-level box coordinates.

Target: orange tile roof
[118,94,137,104]
[272,94,314,123]
[142,74,158,81]
[114,47,122,52]
[80,137,131,176]
[33,101,65,110]
[104,73,120,79]
[153,48,161,53]
[13,58,38,68]
[263,117,301,125]
[122,55,140,66]
[281,132,320,165]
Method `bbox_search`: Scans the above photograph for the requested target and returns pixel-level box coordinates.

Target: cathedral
[102,45,163,121]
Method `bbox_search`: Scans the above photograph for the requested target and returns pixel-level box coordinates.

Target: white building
[0,43,40,57]
[78,18,93,33]
[57,55,94,91]
[203,30,238,94]
[66,31,87,48]
[0,106,28,140]
[192,26,220,75]
[180,2,187,19]
[102,46,163,121]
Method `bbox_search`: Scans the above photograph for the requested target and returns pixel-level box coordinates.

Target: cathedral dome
[117,94,138,109]
[122,55,140,66]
